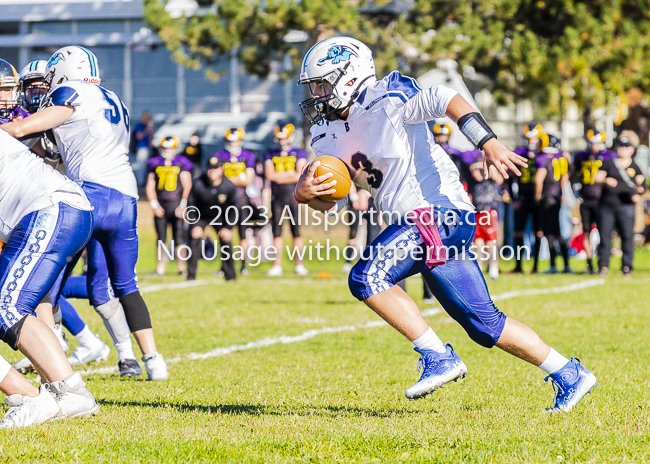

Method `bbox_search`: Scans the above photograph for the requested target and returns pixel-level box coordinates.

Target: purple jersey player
[264,123,309,277]
[146,136,193,276]
[533,135,571,274]
[571,129,616,274]
[213,128,258,275]
[0,59,29,125]
[509,123,544,274]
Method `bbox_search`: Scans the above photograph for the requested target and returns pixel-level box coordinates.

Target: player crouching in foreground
[294,37,597,412]
[0,130,98,428]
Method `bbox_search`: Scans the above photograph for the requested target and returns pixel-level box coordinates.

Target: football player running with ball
[293,37,597,412]
[2,46,169,381]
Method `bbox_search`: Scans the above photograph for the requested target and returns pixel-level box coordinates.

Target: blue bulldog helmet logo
[317,45,358,66]
[48,53,64,68]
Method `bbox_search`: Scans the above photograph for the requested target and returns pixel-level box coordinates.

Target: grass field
[0,218,649,463]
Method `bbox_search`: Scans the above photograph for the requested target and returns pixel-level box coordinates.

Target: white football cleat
[48,372,100,420]
[488,267,499,280]
[142,353,169,381]
[51,324,70,354]
[405,344,468,400]
[266,265,283,277]
[295,265,309,276]
[341,262,352,275]
[68,336,111,366]
[0,385,60,428]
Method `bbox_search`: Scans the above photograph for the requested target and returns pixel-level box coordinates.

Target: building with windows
[0,0,302,154]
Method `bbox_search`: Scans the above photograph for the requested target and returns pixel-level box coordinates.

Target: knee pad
[460,310,506,348]
[94,298,121,320]
[120,291,152,332]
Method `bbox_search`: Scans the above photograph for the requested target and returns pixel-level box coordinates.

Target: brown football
[313,155,352,202]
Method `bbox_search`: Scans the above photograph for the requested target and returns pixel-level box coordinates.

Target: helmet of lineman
[0,59,19,117]
[44,46,101,91]
[160,136,180,159]
[541,134,561,154]
[19,60,48,112]
[274,122,295,145]
[298,36,376,125]
[433,123,452,136]
[225,127,245,155]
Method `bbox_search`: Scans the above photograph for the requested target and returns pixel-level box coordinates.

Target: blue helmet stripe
[77,46,97,77]
[30,61,37,72]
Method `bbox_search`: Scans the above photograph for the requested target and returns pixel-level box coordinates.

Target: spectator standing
[134,111,154,185]
[264,123,309,277]
[595,137,646,277]
[145,136,193,276]
[468,157,503,280]
[181,131,203,177]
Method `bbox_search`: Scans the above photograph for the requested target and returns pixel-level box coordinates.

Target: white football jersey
[0,130,91,241]
[310,71,474,219]
[45,80,138,199]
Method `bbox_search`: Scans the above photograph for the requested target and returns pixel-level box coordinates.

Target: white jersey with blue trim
[310,71,474,219]
[0,130,91,241]
[46,80,138,199]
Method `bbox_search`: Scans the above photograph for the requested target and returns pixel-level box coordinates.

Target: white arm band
[150,200,160,209]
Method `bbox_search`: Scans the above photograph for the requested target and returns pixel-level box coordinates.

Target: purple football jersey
[147,155,193,203]
[214,149,256,179]
[573,149,616,201]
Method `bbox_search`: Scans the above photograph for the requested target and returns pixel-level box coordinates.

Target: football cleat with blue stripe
[405,344,468,400]
[545,357,597,413]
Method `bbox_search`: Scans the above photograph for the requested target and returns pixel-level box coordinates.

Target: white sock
[75,325,100,348]
[115,341,137,362]
[538,348,570,375]
[412,327,446,353]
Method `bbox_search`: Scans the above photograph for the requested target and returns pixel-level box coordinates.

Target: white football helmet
[44,46,101,91]
[298,36,376,125]
[19,60,48,112]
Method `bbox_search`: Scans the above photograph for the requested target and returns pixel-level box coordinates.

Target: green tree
[143,0,406,81]
[144,0,650,123]
[404,0,650,123]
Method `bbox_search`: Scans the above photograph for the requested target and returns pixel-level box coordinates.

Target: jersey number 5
[99,88,130,132]
[351,152,383,189]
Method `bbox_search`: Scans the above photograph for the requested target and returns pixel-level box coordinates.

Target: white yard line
[79,279,605,376]
[489,279,605,301]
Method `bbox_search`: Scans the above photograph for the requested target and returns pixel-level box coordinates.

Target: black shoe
[187,274,196,281]
[119,359,142,377]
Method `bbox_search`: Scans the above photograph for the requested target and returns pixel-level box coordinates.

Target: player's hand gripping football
[294,160,338,203]
[482,138,528,180]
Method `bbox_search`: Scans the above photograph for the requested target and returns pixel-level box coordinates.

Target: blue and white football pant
[0,203,92,349]
[349,208,506,348]
[50,182,140,307]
